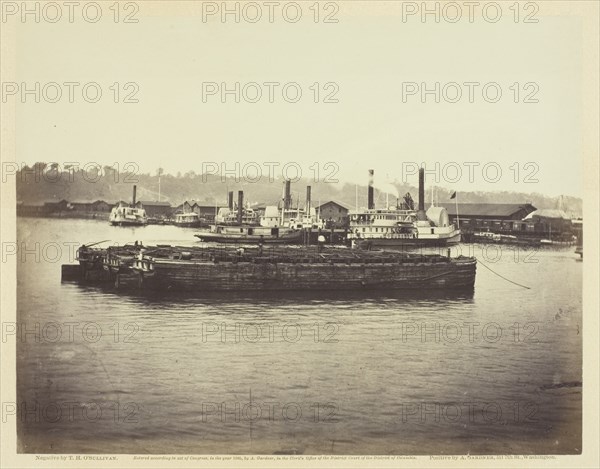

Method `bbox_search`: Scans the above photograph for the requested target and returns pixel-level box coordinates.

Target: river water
[15,217,582,454]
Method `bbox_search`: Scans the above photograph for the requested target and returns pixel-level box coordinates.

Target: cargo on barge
[63,244,477,292]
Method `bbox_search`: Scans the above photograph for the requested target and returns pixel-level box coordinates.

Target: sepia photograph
[0,1,598,468]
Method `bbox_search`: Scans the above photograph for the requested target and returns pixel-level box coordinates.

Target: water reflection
[62,281,476,306]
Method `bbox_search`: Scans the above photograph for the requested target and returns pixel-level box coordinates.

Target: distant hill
[15,163,583,217]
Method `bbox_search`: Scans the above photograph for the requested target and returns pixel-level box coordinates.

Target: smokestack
[237,190,243,224]
[418,168,424,211]
[306,186,312,214]
[284,180,292,209]
[132,185,137,206]
[417,168,427,221]
[228,191,234,210]
[368,170,374,210]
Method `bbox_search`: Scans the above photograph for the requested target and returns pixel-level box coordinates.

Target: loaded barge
[62,243,477,292]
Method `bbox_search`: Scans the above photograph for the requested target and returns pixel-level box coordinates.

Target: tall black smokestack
[284,180,292,209]
[228,191,234,210]
[237,191,243,224]
[306,186,311,214]
[418,168,424,211]
[132,185,137,206]
[368,170,374,210]
[417,168,427,221]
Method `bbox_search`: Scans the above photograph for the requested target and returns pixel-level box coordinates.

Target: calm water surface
[16,218,582,454]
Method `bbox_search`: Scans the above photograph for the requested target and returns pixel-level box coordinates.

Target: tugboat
[109,185,148,226]
[109,202,148,226]
[348,169,461,248]
[173,212,204,228]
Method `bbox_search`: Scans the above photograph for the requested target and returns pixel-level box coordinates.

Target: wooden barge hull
[134,257,476,291]
[64,244,477,292]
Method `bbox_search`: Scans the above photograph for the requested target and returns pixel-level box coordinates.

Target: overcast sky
[11,2,584,197]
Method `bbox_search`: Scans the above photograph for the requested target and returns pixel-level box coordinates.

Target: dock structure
[63,243,477,293]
